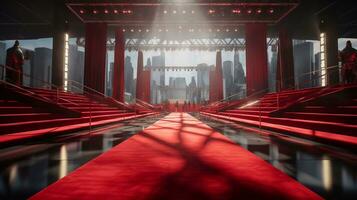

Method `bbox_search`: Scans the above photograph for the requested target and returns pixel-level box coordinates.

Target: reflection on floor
[0,113,356,200]
[197,114,357,200]
[30,113,321,200]
[0,115,163,200]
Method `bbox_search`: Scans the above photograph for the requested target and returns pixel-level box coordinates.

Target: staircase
[0,85,156,146]
[201,85,357,147]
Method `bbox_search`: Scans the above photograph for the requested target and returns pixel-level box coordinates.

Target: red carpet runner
[30,113,322,200]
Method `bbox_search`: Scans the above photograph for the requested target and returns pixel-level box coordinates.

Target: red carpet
[30,113,322,200]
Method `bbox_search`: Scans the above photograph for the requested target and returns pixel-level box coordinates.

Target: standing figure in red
[340,41,357,84]
[6,40,24,85]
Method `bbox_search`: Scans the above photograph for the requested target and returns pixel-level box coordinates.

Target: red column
[216,51,224,100]
[113,29,125,101]
[136,51,144,100]
[245,23,268,96]
[277,28,295,91]
[84,23,107,94]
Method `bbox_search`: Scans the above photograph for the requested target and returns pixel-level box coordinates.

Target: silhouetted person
[175,101,179,112]
[340,41,357,84]
[6,40,24,85]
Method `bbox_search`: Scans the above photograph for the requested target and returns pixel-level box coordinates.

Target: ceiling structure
[0,0,356,40]
[66,0,298,24]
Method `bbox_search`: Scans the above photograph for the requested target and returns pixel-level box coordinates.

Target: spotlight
[146,29,150,32]
[138,29,142,32]
[217,29,220,32]
[165,29,169,32]
[122,29,126,32]
[79,10,84,14]
[247,9,252,14]
[163,10,167,14]
[93,10,98,14]
[182,10,186,14]
[269,9,274,14]
[158,29,162,32]
[114,9,118,14]
[127,10,132,14]
[130,29,134,32]
[178,25,182,29]
[234,29,238,32]
[232,9,241,14]
[208,9,215,14]
[256,9,262,14]
[173,10,177,14]
[226,29,229,32]
[191,10,195,14]
[104,9,109,14]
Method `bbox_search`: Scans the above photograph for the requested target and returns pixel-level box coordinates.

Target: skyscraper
[223,60,234,98]
[150,52,166,103]
[233,52,245,85]
[125,56,134,97]
[0,42,6,80]
[22,48,35,87]
[269,51,278,92]
[293,42,314,89]
[196,63,210,102]
[33,47,52,88]
[187,76,197,103]
[69,45,84,84]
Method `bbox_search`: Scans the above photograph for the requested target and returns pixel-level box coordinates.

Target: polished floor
[0,113,356,200]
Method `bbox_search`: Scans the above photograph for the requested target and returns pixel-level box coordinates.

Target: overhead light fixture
[104,9,109,14]
[232,9,241,14]
[64,33,69,91]
[320,32,327,87]
[79,10,84,14]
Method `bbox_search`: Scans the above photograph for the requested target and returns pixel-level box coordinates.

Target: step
[28,88,86,97]
[0,113,58,123]
[81,110,129,116]
[69,107,118,111]
[0,112,136,135]
[0,112,155,145]
[301,106,357,114]
[220,111,357,136]
[224,110,270,116]
[0,106,36,114]
[284,112,357,124]
[202,112,357,146]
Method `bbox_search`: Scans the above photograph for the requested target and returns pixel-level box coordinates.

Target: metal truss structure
[78,37,278,51]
